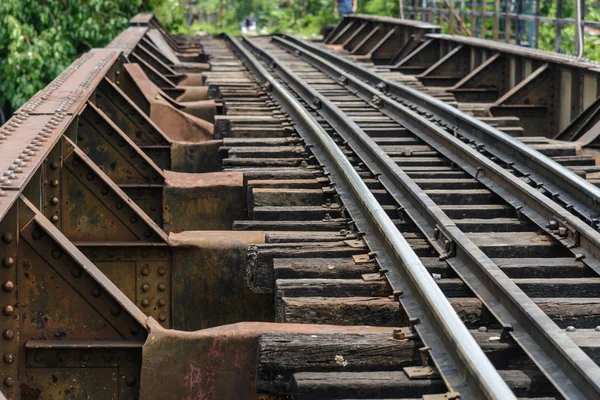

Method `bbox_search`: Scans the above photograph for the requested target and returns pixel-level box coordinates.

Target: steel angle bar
[249,36,600,400]
[279,34,600,227]
[228,34,514,400]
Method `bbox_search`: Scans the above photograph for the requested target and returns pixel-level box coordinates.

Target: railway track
[3,11,600,400]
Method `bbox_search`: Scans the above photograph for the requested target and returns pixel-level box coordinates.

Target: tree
[0,0,186,112]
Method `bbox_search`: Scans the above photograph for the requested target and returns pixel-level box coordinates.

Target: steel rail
[280,33,600,229]
[227,33,514,400]
[277,34,600,270]
[246,35,600,400]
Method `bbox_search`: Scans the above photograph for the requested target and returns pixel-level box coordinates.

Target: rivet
[126,377,137,387]
[3,281,14,292]
[158,298,166,307]
[115,202,123,210]
[1,233,13,244]
[34,352,44,362]
[81,353,90,362]
[130,326,140,335]
[158,314,166,322]
[3,305,14,315]
[91,286,102,297]
[141,283,150,292]
[110,307,121,316]
[141,298,149,307]
[158,283,166,292]
[72,159,80,167]
[86,173,94,181]
[51,249,62,259]
[51,197,59,205]
[71,268,82,278]
[129,216,137,224]
[3,377,14,387]
[3,353,15,364]
[3,329,14,340]
[2,257,14,267]
[101,186,109,195]
[158,268,166,276]
[566,326,576,332]
[31,228,43,239]
[51,215,59,223]
[141,251,149,258]
[51,179,59,187]
[141,267,149,276]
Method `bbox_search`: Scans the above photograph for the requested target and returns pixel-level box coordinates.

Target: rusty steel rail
[248,34,600,399]
[230,33,515,399]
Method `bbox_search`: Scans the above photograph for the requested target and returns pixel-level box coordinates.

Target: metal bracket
[403,365,440,379]
[433,225,455,259]
[423,392,461,400]
[547,217,580,248]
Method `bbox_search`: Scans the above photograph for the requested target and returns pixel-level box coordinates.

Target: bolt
[158,283,166,292]
[50,161,59,170]
[50,197,59,205]
[566,326,576,332]
[596,326,600,332]
[3,281,14,292]
[158,314,166,322]
[110,307,121,317]
[81,353,90,362]
[558,227,568,237]
[4,377,14,387]
[3,329,14,340]
[71,268,82,278]
[3,305,14,315]
[51,215,59,223]
[392,328,405,340]
[51,249,61,259]
[1,233,13,244]
[51,179,59,187]
[547,220,559,230]
[2,257,14,268]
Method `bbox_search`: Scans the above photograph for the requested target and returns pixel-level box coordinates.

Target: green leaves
[0,0,167,110]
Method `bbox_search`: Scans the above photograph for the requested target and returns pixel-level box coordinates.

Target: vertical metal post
[460,0,466,34]
[400,0,405,19]
[450,1,456,34]
[494,0,500,40]
[472,0,477,37]
[555,0,563,53]
[504,0,511,43]
[534,0,541,48]
[515,0,522,45]
[575,0,585,58]
[481,0,487,38]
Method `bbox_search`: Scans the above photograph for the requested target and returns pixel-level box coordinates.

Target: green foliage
[0,0,187,110]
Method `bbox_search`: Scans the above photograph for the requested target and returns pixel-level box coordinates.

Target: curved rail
[280,33,600,227]
[227,34,515,400]
[247,35,600,400]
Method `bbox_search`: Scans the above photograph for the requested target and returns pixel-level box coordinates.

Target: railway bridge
[2,11,600,400]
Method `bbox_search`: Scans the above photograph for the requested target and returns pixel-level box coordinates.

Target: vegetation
[0,0,186,112]
[2,0,600,115]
